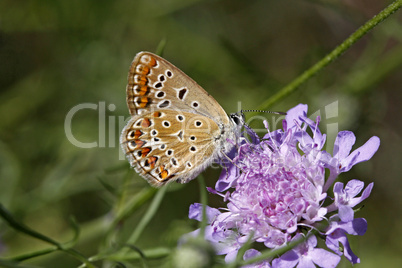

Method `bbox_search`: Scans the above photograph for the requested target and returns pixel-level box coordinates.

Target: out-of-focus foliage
[0,0,401,267]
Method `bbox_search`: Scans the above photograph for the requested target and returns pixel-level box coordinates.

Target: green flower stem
[10,248,57,262]
[345,44,402,93]
[228,231,255,268]
[97,247,171,262]
[126,186,168,245]
[238,235,308,267]
[0,204,95,267]
[0,204,60,247]
[113,187,158,227]
[257,0,402,110]
[197,175,208,238]
[104,186,167,260]
[0,259,39,268]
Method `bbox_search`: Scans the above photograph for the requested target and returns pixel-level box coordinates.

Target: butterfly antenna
[241,109,287,115]
[239,109,286,129]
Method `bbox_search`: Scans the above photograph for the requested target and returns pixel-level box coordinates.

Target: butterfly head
[229,112,245,128]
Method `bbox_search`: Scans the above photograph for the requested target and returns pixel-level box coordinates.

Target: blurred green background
[0,0,401,267]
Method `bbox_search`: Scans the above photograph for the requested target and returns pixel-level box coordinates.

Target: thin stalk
[257,0,402,110]
[197,175,208,238]
[126,186,168,245]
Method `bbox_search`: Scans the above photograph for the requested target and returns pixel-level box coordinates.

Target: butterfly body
[120,52,242,187]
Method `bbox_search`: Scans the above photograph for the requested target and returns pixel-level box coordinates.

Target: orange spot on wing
[138,65,150,75]
[135,140,146,148]
[138,76,148,86]
[160,170,169,179]
[141,147,151,157]
[148,156,158,168]
[148,56,157,67]
[138,86,149,96]
[153,111,162,117]
[134,130,143,139]
[139,97,150,108]
[141,118,151,128]
[157,164,171,180]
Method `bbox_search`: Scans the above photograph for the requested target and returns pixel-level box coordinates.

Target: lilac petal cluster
[187,104,380,267]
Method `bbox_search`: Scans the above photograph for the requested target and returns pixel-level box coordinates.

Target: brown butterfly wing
[121,110,222,187]
[126,51,230,126]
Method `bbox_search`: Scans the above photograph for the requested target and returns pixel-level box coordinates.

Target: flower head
[186,104,380,267]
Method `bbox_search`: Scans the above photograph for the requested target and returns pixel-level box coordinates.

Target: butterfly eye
[230,113,244,126]
[232,116,240,125]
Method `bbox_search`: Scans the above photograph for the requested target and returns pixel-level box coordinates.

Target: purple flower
[325,218,368,264]
[189,203,221,223]
[326,180,374,222]
[321,131,380,191]
[243,249,271,268]
[272,235,341,268]
[185,104,380,267]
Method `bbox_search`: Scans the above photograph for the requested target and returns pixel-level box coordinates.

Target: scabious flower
[186,104,380,267]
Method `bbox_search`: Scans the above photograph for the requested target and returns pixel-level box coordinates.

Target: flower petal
[272,250,299,268]
[297,257,316,268]
[310,248,341,268]
[341,136,380,172]
[188,203,220,223]
[333,131,356,160]
[285,104,308,130]
[344,180,364,198]
[338,204,354,222]
[348,182,374,208]
[216,163,239,192]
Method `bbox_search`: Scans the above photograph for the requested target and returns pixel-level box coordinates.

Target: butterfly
[120,52,244,187]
